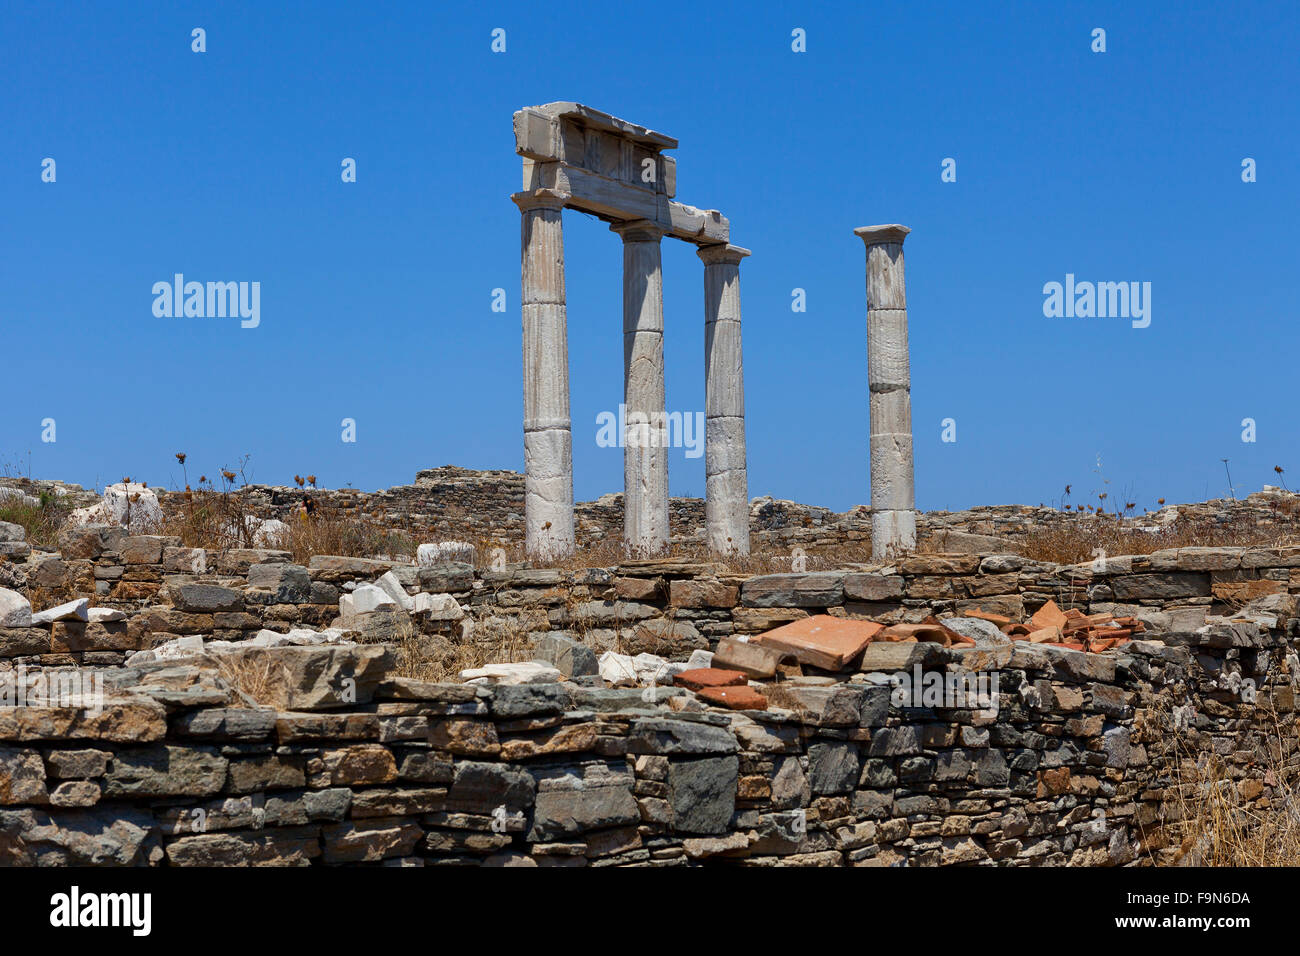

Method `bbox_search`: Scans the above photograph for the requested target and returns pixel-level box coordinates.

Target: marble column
[854,224,916,560]
[698,243,751,555]
[611,219,669,556]
[513,188,575,560]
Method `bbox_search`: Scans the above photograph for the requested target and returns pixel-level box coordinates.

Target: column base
[871,510,916,561]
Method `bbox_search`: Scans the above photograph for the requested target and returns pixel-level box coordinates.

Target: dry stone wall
[2,529,1299,865]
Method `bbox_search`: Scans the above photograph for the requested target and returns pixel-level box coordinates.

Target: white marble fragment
[32,598,90,625]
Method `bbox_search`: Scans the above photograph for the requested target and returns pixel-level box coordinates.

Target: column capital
[512,188,570,213]
[854,224,911,247]
[610,218,668,242]
[697,243,751,266]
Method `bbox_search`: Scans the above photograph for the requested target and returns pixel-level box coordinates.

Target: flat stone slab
[754,615,883,671]
[858,640,946,673]
[673,668,747,691]
[32,599,90,625]
[710,637,791,679]
[171,583,244,613]
[697,685,768,711]
[459,662,563,686]
[741,573,845,608]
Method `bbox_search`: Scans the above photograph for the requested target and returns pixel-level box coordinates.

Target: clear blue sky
[3,0,1297,512]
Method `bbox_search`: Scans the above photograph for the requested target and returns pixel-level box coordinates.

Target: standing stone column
[854,224,916,560]
[698,243,751,555]
[611,219,669,556]
[513,188,575,560]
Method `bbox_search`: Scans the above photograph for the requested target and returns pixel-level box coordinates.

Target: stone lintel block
[741,573,845,608]
[513,109,562,160]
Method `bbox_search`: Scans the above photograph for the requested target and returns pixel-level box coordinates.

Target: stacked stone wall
[2,534,1297,865]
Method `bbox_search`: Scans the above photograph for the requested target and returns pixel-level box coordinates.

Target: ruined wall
[0,617,1291,866]
[10,526,1300,665]
[9,468,1296,560]
[2,536,1298,865]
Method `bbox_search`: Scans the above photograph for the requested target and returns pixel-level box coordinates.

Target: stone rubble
[0,588,32,628]
[67,483,165,532]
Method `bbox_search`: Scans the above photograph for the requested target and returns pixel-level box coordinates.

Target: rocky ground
[6,466,1299,565]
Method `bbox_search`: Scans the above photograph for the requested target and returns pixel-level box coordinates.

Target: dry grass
[159,490,253,551]
[161,486,418,564]
[375,612,537,683]
[158,459,264,552]
[0,489,73,550]
[269,501,417,565]
[762,682,816,716]
[1019,512,1300,565]
[213,652,291,708]
[1156,711,1300,866]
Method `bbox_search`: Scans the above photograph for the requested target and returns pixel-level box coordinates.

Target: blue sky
[3,0,1297,512]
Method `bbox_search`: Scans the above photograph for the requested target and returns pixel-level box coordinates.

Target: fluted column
[513,188,574,560]
[698,243,751,555]
[854,224,916,560]
[611,219,669,556]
